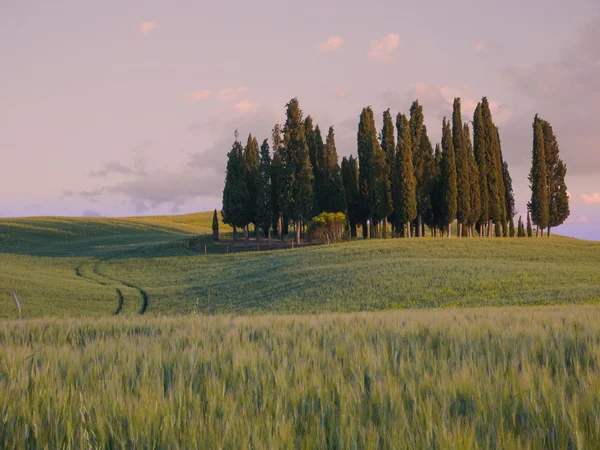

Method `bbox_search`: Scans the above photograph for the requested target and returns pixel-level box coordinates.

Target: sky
[1,0,599,239]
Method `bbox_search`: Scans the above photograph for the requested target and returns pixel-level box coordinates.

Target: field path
[92,263,150,314]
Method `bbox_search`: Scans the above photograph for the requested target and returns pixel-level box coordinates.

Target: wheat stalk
[11,290,22,323]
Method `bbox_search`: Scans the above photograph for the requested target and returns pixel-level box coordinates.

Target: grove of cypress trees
[453,98,470,238]
[473,103,488,237]
[256,139,272,239]
[540,119,570,236]
[357,108,375,238]
[527,210,533,237]
[222,136,249,243]
[464,124,480,237]
[212,209,219,241]
[341,155,360,238]
[282,98,313,244]
[394,113,417,237]
[322,126,347,213]
[528,115,549,237]
[440,118,457,237]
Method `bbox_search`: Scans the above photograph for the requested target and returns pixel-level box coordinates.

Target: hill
[1,212,599,318]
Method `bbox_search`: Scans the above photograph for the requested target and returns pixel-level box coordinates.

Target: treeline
[222,97,569,244]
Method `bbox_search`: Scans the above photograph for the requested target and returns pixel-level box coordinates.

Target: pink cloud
[581,192,600,205]
[234,100,256,113]
[334,90,350,99]
[186,90,212,101]
[317,36,344,51]
[218,86,248,101]
[368,33,400,63]
[474,43,485,52]
[138,22,159,35]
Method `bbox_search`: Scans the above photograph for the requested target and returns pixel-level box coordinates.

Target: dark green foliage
[222,138,249,231]
[473,104,489,227]
[528,115,549,234]
[321,126,346,213]
[270,125,285,236]
[369,130,393,228]
[393,114,417,232]
[481,98,506,224]
[357,108,376,235]
[465,124,481,231]
[212,209,219,241]
[429,144,444,233]
[453,98,470,229]
[243,134,261,226]
[380,110,396,228]
[341,155,360,237]
[509,217,515,237]
[282,98,314,242]
[256,139,272,235]
[517,216,525,237]
[440,118,457,232]
[540,120,570,232]
[527,211,533,237]
[502,160,515,223]
[410,101,433,237]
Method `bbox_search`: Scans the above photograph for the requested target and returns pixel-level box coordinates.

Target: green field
[2,307,600,448]
[1,213,600,318]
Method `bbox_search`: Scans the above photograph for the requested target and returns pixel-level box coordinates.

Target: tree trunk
[447,223,452,238]
[548,227,552,238]
[383,218,388,239]
[244,225,249,246]
[405,221,411,238]
[295,220,301,244]
[233,225,237,243]
[369,221,375,239]
[488,219,493,238]
[458,223,462,239]
[417,215,423,238]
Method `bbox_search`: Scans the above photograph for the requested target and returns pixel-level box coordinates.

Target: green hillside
[1,213,599,318]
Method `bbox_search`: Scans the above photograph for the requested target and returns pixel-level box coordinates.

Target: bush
[308,212,346,244]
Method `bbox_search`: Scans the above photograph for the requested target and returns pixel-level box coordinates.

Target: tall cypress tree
[222,136,249,243]
[270,124,286,240]
[440,118,457,237]
[256,139,272,239]
[429,143,444,236]
[380,109,396,232]
[453,98,470,238]
[528,115,549,237]
[243,134,261,243]
[369,116,393,238]
[283,98,313,244]
[357,107,376,238]
[465,124,480,237]
[473,103,488,236]
[517,216,525,237]
[540,119,570,236]
[212,209,219,241]
[409,101,429,237]
[393,113,417,237]
[502,160,515,236]
[341,155,360,238]
[320,126,346,213]
[526,210,533,237]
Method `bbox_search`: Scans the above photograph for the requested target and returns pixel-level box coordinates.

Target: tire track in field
[74,262,123,315]
[92,263,150,315]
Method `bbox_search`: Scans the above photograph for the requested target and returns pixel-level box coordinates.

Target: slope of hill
[1,213,599,318]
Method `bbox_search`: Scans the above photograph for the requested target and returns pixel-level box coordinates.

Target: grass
[2,306,600,448]
[1,213,599,318]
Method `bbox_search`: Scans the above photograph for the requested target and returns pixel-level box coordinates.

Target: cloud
[234,100,257,113]
[565,216,590,224]
[317,36,344,51]
[90,162,138,177]
[581,193,600,205]
[218,87,248,101]
[334,90,350,99]
[186,90,212,101]
[368,33,400,63]
[474,43,485,52]
[138,22,159,35]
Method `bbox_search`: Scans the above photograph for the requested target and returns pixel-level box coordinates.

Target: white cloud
[317,36,344,52]
[334,90,350,99]
[234,100,257,113]
[581,192,600,205]
[138,22,159,35]
[186,90,212,101]
[368,33,400,63]
[474,43,486,52]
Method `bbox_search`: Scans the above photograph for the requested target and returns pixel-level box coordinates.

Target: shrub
[308,212,346,244]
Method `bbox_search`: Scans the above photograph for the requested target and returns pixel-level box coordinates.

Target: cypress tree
[256,139,272,239]
[527,210,533,237]
[473,103,488,236]
[212,209,219,241]
[453,98,470,238]
[313,125,327,215]
[322,126,347,213]
[540,119,570,236]
[502,160,515,236]
[517,216,524,237]
[528,115,549,237]
[341,155,360,238]
[465,124,480,237]
[380,109,396,232]
[282,98,313,244]
[440,118,457,237]
[369,121,393,239]
[429,143,444,236]
[409,101,427,237]
[357,108,375,238]
[394,113,417,237]
[222,136,249,243]
[243,134,261,244]
[509,217,515,237]
[270,124,285,240]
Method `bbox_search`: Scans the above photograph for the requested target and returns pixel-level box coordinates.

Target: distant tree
[440,117,457,237]
[540,119,570,236]
[341,155,360,238]
[256,139,272,239]
[394,113,417,237]
[526,210,533,237]
[321,126,347,213]
[212,209,219,241]
[502,160,515,237]
[357,107,375,238]
[428,143,444,236]
[243,134,261,243]
[473,103,489,236]
[282,98,313,244]
[464,124,480,237]
[517,216,525,237]
[528,115,549,237]
[409,101,429,237]
[453,98,470,239]
[270,124,286,240]
[509,217,515,237]
[380,109,396,232]
[222,135,249,242]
